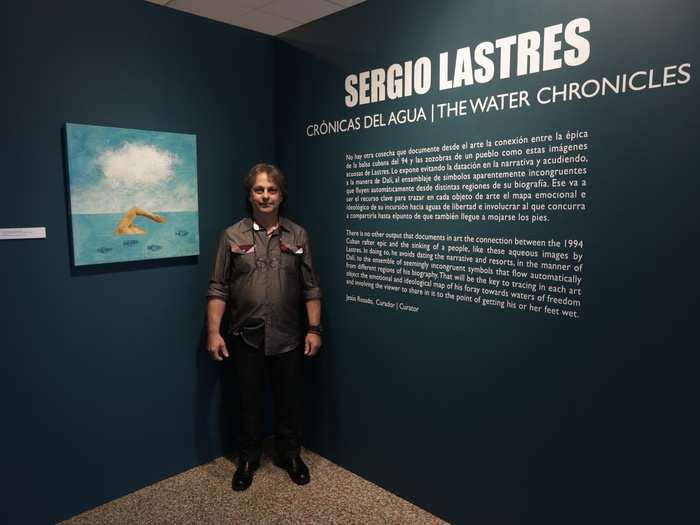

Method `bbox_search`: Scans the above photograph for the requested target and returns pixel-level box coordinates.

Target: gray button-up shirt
[207,217,322,356]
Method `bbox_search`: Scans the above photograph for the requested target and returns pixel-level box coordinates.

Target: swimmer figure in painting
[114,207,166,235]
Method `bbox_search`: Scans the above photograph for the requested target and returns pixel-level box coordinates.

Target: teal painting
[65,123,199,266]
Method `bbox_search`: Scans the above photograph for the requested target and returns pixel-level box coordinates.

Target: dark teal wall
[2,1,274,523]
[276,1,699,524]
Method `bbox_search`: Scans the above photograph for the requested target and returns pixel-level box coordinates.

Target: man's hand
[207,332,229,361]
[304,332,322,357]
[207,298,228,361]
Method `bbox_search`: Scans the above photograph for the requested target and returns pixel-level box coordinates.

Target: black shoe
[274,455,310,485]
[232,459,259,491]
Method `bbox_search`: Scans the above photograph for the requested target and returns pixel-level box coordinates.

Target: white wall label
[0,227,47,240]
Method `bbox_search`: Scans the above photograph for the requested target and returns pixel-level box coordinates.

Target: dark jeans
[230,336,303,462]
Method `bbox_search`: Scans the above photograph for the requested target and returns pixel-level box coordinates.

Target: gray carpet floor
[60,449,449,524]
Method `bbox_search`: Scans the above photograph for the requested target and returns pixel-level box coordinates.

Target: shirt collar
[242,216,290,233]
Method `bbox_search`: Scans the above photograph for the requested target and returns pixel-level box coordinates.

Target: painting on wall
[64,123,199,266]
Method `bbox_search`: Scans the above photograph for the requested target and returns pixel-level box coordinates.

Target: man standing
[206,163,323,491]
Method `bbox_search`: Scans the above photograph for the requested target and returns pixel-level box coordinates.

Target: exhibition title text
[345,18,591,107]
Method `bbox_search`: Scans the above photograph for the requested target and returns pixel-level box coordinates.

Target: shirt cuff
[206,285,229,301]
[303,288,323,301]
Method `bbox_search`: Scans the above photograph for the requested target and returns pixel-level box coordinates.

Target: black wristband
[308,324,323,335]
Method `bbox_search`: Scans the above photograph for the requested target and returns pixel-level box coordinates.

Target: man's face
[249,172,283,217]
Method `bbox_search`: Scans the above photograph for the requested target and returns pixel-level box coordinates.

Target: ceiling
[146,0,365,36]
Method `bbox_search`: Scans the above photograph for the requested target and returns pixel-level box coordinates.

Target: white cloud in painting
[98,142,177,187]
[71,142,198,214]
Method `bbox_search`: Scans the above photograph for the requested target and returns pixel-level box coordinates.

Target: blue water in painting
[72,212,199,266]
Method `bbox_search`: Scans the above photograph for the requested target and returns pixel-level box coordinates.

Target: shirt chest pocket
[230,243,256,274]
[279,241,303,273]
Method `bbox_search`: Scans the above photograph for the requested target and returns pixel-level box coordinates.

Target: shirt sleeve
[207,230,231,301]
[300,229,323,301]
